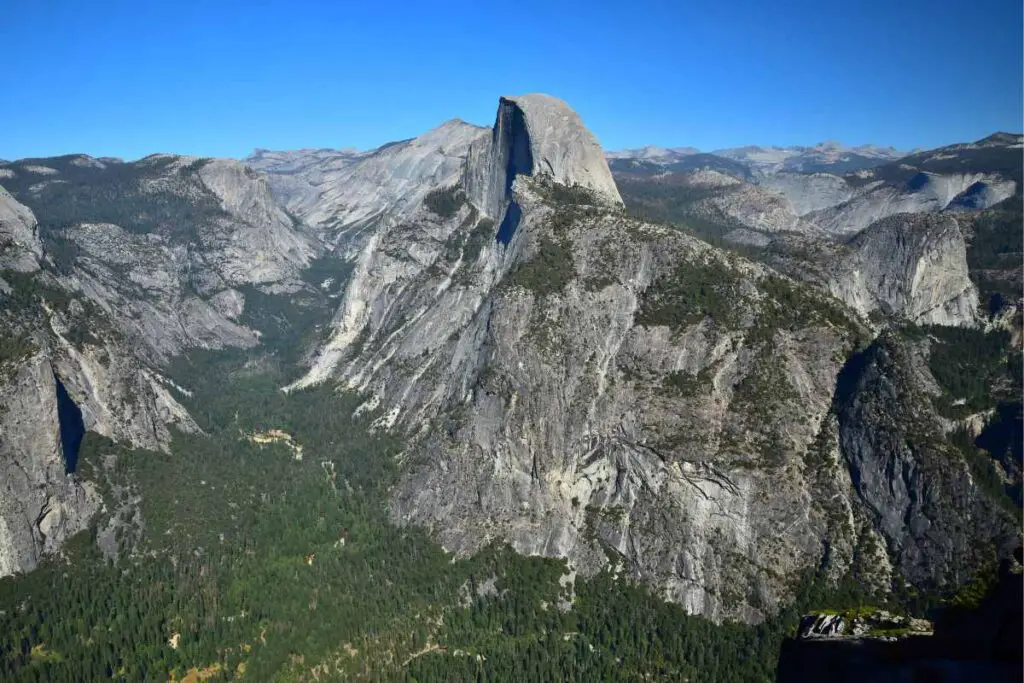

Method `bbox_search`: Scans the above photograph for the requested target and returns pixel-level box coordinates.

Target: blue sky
[1,0,1021,160]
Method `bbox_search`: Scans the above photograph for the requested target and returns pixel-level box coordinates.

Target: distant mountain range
[245,139,906,183]
[611,131,1022,240]
[608,140,907,175]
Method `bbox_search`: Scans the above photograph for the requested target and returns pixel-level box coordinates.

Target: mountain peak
[464,94,622,218]
[503,93,621,201]
[977,132,1023,147]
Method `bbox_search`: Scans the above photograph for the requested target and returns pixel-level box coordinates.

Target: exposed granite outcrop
[272,120,489,251]
[0,186,42,272]
[834,335,1018,586]
[827,213,979,326]
[0,354,100,576]
[777,560,1023,683]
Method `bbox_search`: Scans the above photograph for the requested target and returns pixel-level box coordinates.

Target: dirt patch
[173,663,221,683]
[244,428,304,460]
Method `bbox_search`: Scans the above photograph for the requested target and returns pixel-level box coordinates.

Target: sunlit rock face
[464,94,623,220]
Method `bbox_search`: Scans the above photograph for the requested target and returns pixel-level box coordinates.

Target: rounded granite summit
[462,93,623,219]
[499,93,623,206]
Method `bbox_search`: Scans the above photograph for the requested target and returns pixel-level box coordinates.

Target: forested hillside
[0,350,970,683]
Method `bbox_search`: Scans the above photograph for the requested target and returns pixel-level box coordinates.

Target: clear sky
[1,0,1021,160]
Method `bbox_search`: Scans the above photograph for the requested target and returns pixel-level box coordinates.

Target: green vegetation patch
[660,367,714,397]
[0,332,36,366]
[1,269,109,349]
[966,203,1024,309]
[583,274,617,292]
[748,275,862,345]
[2,156,229,240]
[537,181,602,206]
[0,344,886,683]
[506,236,576,296]
[462,217,495,265]
[423,186,465,218]
[636,257,743,331]
[906,325,1021,418]
[949,427,1019,516]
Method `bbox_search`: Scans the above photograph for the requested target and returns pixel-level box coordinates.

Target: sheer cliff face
[828,214,978,326]
[0,355,100,577]
[290,172,864,621]
[0,265,196,577]
[194,158,317,286]
[0,186,43,273]
[767,213,980,327]
[387,188,865,622]
[257,94,621,258]
[292,93,625,390]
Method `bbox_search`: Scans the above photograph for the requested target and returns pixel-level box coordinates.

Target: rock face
[391,201,862,621]
[291,94,623,390]
[0,353,100,577]
[464,94,622,219]
[762,210,982,327]
[757,172,855,216]
[702,181,801,233]
[1,154,319,361]
[0,261,201,576]
[825,214,978,326]
[296,168,864,621]
[835,335,1018,586]
[798,614,847,638]
[807,171,1016,237]
[194,158,317,286]
[0,186,43,272]
[0,153,325,576]
[62,221,260,360]
[245,147,369,219]
[253,121,488,252]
